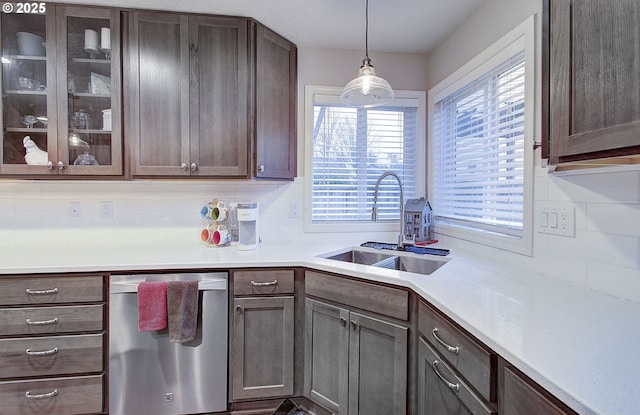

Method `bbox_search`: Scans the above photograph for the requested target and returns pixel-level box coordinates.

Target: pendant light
[341,0,394,108]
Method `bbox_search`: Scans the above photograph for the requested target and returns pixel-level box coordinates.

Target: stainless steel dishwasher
[109,272,228,415]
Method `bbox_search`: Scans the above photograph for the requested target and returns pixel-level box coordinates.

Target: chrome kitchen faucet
[371,171,407,249]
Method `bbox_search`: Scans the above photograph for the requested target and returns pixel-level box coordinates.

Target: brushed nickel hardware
[258,164,265,173]
[25,317,59,326]
[351,320,357,329]
[432,360,460,392]
[236,305,242,312]
[250,280,278,287]
[57,161,64,170]
[25,389,58,399]
[181,162,188,171]
[47,160,53,170]
[432,328,460,354]
[25,347,58,357]
[340,317,347,326]
[25,287,58,296]
[191,162,197,172]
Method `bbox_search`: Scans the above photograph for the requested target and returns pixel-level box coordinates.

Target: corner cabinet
[127,12,249,177]
[251,22,297,180]
[304,271,408,415]
[0,5,122,176]
[544,0,640,169]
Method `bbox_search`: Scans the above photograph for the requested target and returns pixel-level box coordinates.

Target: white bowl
[16,32,45,56]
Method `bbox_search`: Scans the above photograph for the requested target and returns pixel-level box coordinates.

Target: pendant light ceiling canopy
[341,0,394,108]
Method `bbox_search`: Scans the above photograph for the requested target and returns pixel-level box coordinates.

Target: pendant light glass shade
[341,0,394,108]
[341,58,394,107]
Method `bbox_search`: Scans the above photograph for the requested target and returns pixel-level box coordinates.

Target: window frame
[304,86,426,233]
[428,15,536,255]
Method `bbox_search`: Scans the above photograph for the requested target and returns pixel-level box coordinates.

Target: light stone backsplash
[0,167,639,304]
[0,178,306,247]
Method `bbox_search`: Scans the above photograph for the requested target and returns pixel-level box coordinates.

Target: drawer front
[0,305,104,336]
[305,271,409,321]
[419,300,495,402]
[0,276,104,306]
[0,375,104,415]
[233,269,295,296]
[0,334,103,379]
[419,338,496,415]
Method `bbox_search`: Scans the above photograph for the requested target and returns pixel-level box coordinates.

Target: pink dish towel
[137,281,168,332]
[167,280,199,343]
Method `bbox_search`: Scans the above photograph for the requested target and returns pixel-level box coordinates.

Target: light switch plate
[537,204,575,237]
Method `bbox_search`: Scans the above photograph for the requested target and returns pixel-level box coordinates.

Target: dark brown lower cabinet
[418,337,496,415]
[304,297,408,415]
[499,359,577,415]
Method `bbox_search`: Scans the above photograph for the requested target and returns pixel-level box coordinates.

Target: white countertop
[2,237,638,415]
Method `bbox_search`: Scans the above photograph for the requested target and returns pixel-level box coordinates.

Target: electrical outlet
[100,201,113,218]
[69,201,81,218]
[538,204,575,237]
[289,200,301,218]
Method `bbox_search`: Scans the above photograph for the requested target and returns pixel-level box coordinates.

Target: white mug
[211,201,229,222]
[200,202,215,220]
[200,224,215,243]
[213,225,231,245]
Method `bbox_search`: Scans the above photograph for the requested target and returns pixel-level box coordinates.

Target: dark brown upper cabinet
[544,0,640,170]
[251,22,297,180]
[0,5,122,176]
[127,12,249,177]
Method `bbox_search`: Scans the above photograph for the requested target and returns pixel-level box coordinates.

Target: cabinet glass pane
[66,16,111,167]
[1,13,48,166]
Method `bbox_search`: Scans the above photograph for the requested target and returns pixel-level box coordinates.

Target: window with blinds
[311,94,420,223]
[429,15,534,255]
[433,52,525,237]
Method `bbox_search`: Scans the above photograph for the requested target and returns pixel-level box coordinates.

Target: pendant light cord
[364,0,370,63]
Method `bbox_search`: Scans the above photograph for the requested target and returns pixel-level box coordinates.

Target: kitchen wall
[0,46,428,249]
[2,0,638,303]
[426,0,640,303]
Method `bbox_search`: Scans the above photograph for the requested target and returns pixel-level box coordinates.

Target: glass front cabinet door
[0,5,121,176]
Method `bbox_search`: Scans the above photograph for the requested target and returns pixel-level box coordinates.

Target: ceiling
[61,0,485,54]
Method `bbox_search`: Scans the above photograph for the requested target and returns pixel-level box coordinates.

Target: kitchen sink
[319,247,449,276]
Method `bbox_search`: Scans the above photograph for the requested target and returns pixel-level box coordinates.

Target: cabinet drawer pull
[432,328,460,354]
[250,280,278,287]
[25,317,59,326]
[432,360,460,392]
[25,389,58,400]
[25,347,58,357]
[25,287,59,296]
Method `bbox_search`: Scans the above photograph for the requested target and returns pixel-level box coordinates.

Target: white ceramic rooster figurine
[23,136,48,165]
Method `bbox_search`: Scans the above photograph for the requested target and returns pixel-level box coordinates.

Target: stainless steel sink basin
[322,248,396,265]
[319,247,449,276]
[373,254,448,275]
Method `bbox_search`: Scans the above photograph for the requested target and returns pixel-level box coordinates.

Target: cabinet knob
[57,161,65,171]
[351,320,357,329]
[181,163,188,172]
[47,161,54,170]
[258,164,265,173]
[236,305,242,312]
[191,162,197,172]
[340,317,347,326]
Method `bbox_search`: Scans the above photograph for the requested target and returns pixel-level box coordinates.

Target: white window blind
[311,96,419,223]
[433,51,526,237]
